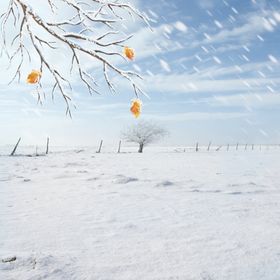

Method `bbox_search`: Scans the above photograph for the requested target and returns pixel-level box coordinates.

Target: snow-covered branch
[0,0,150,116]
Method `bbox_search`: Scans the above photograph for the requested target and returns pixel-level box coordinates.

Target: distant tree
[1,0,150,116]
[122,121,168,153]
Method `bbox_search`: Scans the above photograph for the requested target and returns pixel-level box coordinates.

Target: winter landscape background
[1,0,280,279]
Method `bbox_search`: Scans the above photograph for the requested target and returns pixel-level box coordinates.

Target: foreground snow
[1,148,280,280]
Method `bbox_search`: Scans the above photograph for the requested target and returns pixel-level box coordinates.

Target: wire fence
[1,138,280,157]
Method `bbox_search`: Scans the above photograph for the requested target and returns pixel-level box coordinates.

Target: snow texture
[1,147,280,279]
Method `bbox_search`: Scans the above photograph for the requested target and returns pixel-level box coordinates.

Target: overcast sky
[0,0,280,146]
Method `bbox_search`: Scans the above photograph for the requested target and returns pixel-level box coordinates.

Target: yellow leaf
[124,46,135,60]
[130,99,142,118]
[26,70,42,84]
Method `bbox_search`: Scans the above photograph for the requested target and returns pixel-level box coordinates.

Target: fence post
[207,141,211,151]
[46,137,49,155]
[216,145,222,151]
[97,140,103,153]
[10,137,21,156]
[117,140,121,153]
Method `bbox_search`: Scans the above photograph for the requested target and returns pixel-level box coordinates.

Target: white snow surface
[1,147,280,280]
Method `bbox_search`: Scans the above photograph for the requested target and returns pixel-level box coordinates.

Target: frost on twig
[0,0,151,116]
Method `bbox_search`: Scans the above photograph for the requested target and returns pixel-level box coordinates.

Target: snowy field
[1,147,280,280]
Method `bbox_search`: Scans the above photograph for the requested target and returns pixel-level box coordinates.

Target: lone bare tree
[1,0,150,116]
[122,121,167,153]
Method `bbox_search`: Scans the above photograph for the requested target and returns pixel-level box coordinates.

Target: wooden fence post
[216,145,222,151]
[46,137,49,155]
[10,137,21,156]
[207,141,211,151]
[97,140,103,153]
[117,140,121,153]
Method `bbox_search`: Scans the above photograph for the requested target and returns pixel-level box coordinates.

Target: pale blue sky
[0,0,280,146]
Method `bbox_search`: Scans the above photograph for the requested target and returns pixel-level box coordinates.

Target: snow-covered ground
[1,147,280,280]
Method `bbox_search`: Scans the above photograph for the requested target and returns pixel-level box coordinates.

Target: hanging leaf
[130,99,142,118]
[26,70,42,84]
[124,46,135,60]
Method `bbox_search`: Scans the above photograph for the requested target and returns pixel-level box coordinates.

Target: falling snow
[268,54,278,64]
[213,56,222,64]
[214,20,223,29]
[174,21,188,32]
[159,59,171,72]
[263,18,275,32]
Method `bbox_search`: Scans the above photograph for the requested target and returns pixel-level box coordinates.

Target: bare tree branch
[0,0,151,115]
